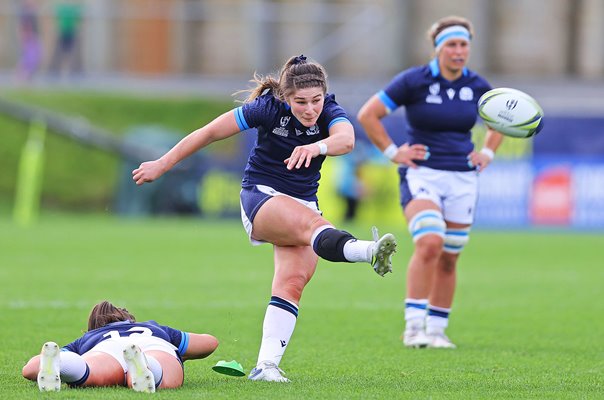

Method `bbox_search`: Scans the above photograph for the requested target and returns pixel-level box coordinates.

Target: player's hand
[392,143,430,168]
[132,159,168,185]
[284,143,320,170]
[467,151,491,172]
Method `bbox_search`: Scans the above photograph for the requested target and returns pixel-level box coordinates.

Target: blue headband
[434,25,471,51]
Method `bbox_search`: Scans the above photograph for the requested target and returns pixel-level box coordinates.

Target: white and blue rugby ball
[478,88,544,138]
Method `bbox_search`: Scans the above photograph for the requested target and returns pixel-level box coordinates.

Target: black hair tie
[294,55,307,64]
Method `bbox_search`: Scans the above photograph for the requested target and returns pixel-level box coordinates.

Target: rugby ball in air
[478,88,544,138]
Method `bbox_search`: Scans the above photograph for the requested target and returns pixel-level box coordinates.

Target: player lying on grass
[22,300,219,392]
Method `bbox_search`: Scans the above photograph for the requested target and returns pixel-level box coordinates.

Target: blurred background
[1,0,603,229]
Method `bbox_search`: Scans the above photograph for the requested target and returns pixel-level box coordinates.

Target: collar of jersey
[105,320,132,327]
[429,58,468,79]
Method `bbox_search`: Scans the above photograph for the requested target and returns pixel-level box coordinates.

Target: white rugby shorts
[400,166,478,224]
[87,336,179,372]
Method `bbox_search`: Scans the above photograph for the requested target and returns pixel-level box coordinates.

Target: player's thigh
[82,352,125,387]
[442,171,478,224]
[146,351,184,389]
[404,198,441,221]
[272,245,318,301]
[253,196,325,246]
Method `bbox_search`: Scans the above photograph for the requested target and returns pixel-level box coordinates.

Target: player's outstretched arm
[181,333,219,362]
[132,111,241,185]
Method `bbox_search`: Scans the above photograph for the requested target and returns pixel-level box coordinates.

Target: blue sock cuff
[269,296,299,318]
[406,301,428,310]
[427,307,450,319]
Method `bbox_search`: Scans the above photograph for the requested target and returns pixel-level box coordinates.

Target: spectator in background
[334,139,381,222]
[16,0,42,81]
[336,155,364,221]
[49,1,83,77]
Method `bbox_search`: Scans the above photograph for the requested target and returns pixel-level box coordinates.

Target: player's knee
[415,234,445,260]
[408,210,446,243]
[443,227,470,254]
[312,228,354,262]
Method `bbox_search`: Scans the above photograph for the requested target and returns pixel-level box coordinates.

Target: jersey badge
[426,82,442,104]
[306,125,320,136]
[460,87,474,101]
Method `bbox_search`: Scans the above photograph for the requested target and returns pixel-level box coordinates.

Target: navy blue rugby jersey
[378,59,492,171]
[62,320,189,359]
[234,92,350,201]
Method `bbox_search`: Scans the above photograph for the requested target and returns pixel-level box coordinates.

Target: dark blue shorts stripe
[399,167,413,209]
[240,186,273,223]
[269,296,299,318]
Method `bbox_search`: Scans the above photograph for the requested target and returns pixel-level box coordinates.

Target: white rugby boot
[403,326,430,348]
[427,330,457,349]
[248,361,290,383]
[37,341,61,392]
[123,343,156,393]
[370,226,397,276]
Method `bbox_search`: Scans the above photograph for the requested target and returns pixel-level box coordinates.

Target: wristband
[383,143,398,160]
[317,141,328,155]
[480,147,495,160]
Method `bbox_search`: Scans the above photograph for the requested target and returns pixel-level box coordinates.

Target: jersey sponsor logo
[426,82,442,104]
[272,127,289,137]
[295,128,304,136]
[446,88,456,100]
[306,125,320,136]
[280,340,287,347]
[460,87,474,101]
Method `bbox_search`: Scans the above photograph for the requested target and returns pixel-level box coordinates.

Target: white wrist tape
[317,141,328,155]
[480,147,495,160]
[383,143,398,160]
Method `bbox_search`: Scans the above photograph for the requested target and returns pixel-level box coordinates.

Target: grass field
[1,215,603,399]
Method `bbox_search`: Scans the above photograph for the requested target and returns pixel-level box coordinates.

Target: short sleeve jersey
[234,92,350,201]
[378,59,492,171]
[62,320,189,359]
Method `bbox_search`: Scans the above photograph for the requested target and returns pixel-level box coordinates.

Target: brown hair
[87,301,136,331]
[240,55,328,103]
[427,15,474,45]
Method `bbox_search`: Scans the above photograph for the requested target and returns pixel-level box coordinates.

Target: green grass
[1,215,603,399]
[0,90,234,209]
